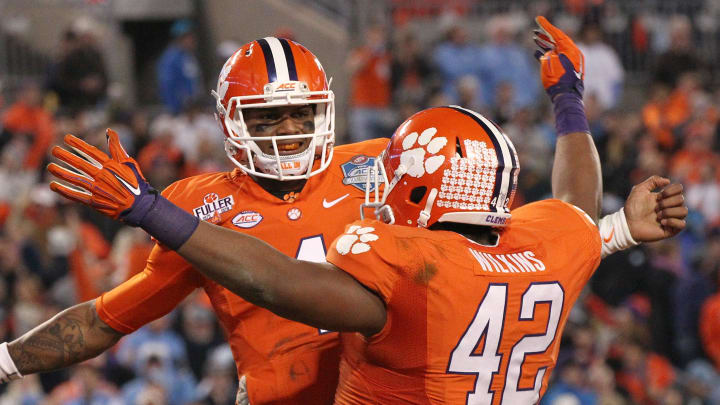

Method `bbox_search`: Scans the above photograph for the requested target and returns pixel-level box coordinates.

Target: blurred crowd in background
[0,0,718,404]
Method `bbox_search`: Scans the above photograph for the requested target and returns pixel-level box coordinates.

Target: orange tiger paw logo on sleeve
[335,225,379,255]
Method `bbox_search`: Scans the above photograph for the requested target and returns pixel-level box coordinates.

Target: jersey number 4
[448,282,564,404]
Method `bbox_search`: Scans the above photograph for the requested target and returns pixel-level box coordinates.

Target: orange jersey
[326,199,601,404]
[95,138,387,405]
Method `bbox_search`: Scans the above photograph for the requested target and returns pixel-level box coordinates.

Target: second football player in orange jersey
[328,198,600,403]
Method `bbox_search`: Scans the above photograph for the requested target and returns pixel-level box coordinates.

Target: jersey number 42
[448,282,564,404]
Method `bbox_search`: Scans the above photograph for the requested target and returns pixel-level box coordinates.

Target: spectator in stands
[490,81,517,125]
[541,360,597,405]
[17,186,72,290]
[47,357,122,405]
[346,24,393,142]
[653,15,705,88]
[699,231,720,368]
[670,119,720,185]
[587,362,629,404]
[137,114,186,190]
[687,164,720,226]
[682,359,720,404]
[129,110,153,156]
[672,255,714,366]
[121,341,197,405]
[157,19,201,115]
[193,345,237,405]
[11,275,46,338]
[0,375,44,405]
[0,80,54,173]
[432,24,483,106]
[616,337,677,404]
[109,227,153,284]
[116,315,189,374]
[390,31,437,108]
[502,107,554,201]
[67,211,113,302]
[477,15,539,109]
[0,236,20,307]
[454,74,485,114]
[180,302,223,381]
[642,82,689,151]
[172,98,224,176]
[577,22,625,110]
[47,19,108,113]
[645,240,686,360]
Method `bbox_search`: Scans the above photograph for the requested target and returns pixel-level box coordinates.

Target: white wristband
[0,342,22,383]
[599,208,638,258]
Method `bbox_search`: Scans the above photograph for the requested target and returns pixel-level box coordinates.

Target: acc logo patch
[341,155,384,192]
[193,193,235,222]
[232,211,263,228]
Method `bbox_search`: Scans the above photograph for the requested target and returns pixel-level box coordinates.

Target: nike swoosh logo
[114,173,141,196]
[602,228,614,243]
[323,193,349,208]
[574,70,582,79]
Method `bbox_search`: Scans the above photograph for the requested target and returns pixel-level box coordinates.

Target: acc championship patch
[193,193,235,222]
[232,211,263,228]
[341,155,383,192]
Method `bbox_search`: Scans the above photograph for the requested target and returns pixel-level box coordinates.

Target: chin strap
[417,188,438,228]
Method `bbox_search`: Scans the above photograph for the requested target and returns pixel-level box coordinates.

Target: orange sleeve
[514,200,601,287]
[326,220,401,303]
[95,244,202,334]
[546,199,601,261]
[558,201,602,284]
[160,179,184,199]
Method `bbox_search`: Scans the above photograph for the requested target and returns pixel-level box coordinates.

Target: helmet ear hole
[409,186,427,204]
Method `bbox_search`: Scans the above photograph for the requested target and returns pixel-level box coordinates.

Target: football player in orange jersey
[26,17,687,404]
[0,38,387,404]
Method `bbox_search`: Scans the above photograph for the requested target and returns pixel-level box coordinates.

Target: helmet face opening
[363,106,520,229]
[213,37,335,180]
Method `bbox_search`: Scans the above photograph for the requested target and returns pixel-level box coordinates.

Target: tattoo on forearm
[8,302,123,375]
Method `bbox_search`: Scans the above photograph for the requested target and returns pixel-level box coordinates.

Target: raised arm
[5,301,123,377]
[533,16,602,222]
[47,130,386,337]
[534,18,688,249]
[552,134,602,222]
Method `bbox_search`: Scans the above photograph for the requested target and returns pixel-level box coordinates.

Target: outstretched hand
[47,129,157,226]
[624,176,687,242]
